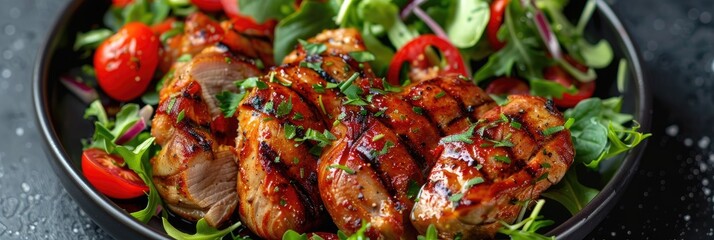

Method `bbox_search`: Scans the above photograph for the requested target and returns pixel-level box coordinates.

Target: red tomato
[81,148,148,199]
[485,77,530,95]
[112,0,133,7]
[487,0,509,50]
[221,0,241,19]
[191,0,224,11]
[543,65,595,108]
[94,22,159,101]
[387,35,468,85]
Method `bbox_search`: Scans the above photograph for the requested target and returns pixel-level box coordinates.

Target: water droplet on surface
[15,128,23,136]
[666,125,679,136]
[3,25,15,36]
[701,12,712,24]
[684,138,693,147]
[8,8,20,18]
[684,214,691,221]
[21,183,29,192]
[2,69,11,78]
[699,136,710,149]
[3,50,12,60]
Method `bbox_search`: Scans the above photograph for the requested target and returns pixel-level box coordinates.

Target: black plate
[33,0,651,239]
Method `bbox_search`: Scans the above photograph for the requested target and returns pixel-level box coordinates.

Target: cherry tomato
[94,22,159,102]
[81,148,149,199]
[485,77,530,95]
[543,65,595,108]
[387,35,468,85]
[112,0,133,7]
[191,0,224,11]
[487,0,509,50]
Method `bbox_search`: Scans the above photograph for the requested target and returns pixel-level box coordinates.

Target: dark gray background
[0,0,712,239]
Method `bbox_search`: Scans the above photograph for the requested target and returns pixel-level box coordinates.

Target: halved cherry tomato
[191,0,224,11]
[485,77,530,95]
[94,22,159,101]
[112,0,133,7]
[387,35,468,85]
[487,0,509,50]
[81,148,148,199]
[543,64,595,108]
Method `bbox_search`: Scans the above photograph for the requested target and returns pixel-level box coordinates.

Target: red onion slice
[59,75,99,104]
[400,0,426,20]
[139,105,154,123]
[413,7,449,40]
[528,0,562,60]
[115,119,146,145]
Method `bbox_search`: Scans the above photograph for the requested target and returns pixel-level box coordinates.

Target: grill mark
[257,141,321,221]
[338,53,370,78]
[401,92,447,137]
[396,133,429,174]
[180,121,212,152]
[304,55,340,84]
[351,130,400,201]
[275,65,336,128]
[433,80,474,118]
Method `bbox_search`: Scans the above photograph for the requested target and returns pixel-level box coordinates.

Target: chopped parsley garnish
[380,140,395,155]
[372,134,385,141]
[293,112,304,121]
[312,83,326,93]
[435,91,446,99]
[348,51,376,62]
[284,124,297,139]
[374,109,386,117]
[276,98,293,117]
[537,172,550,182]
[176,110,185,123]
[541,163,551,168]
[274,156,281,163]
[216,91,245,117]
[263,101,274,112]
[300,61,323,72]
[293,157,300,164]
[300,129,336,147]
[382,80,402,93]
[317,95,327,115]
[337,73,368,106]
[274,186,280,192]
[279,199,287,207]
[449,193,464,202]
[542,126,565,136]
[412,107,424,115]
[487,133,514,148]
[176,54,192,62]
[510,121,522,130]
[298,39,327,56]
[167,97,177,112]
[328,164,356,175]
[564,117,575,129]
[236,77,268,90]
[464,177,485,189]
[500,113,509,123]
[475,164,483,170]
[494,155,511,164]
[224,57,232,64]
[441,124,476,144]
[406,180,421,201]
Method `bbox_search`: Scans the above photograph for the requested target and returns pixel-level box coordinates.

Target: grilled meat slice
[220,19,276,67]
[151,48,260,228]
[318,109,424,239]
[151,86,238,228]
[236,82,328,239]
[157,13,225,73]
[403,74,497,136]
[283,28,369,65]
[410,95,575,239]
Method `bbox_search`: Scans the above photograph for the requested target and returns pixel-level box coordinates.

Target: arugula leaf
[274,0,338,63]
[357,0,417,48]
[446,0,490,48]
[348,51,376,62]
[116,138,160,223]
[441,124,476,144]
[216,91,246,118]
[74,29,113,51]
[360,26,395,75]
[298,39,327,56]
[276,98,294,117]
[162,218,241,240]
[541,169,599,215]
[111,104,141,138]
[236,77,268,90]
[239,0,295,23]
[84,100,110,127]
[529,78,575,99]
[417,224,438,240]
[498,199,555,240]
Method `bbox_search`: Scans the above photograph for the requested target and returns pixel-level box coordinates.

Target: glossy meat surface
[151,48,260,227]
[411,95,575,239]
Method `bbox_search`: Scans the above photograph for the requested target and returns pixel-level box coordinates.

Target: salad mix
[65,0,650,239]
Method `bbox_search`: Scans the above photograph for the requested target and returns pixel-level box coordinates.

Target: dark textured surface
[0,0,712,239]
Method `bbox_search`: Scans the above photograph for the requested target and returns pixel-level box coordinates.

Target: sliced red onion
[115,117,147,145]
[400,0,426,20]
[59,75,98,104]
[528,0,562,60]
[413,7,449,40]
[139,105,154,123]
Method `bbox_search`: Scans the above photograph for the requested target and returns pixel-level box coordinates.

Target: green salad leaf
[446,0,490,48]
[163,218,242,240]
[541,169,598,215]
[498,199,555,239]
[274,0,338,63]
[238,0,295,23]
